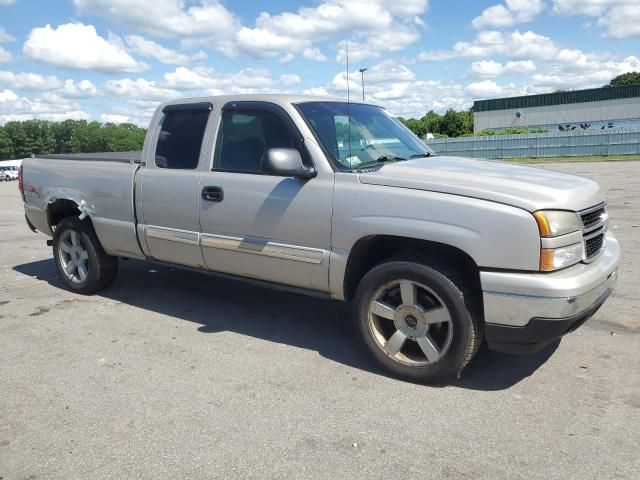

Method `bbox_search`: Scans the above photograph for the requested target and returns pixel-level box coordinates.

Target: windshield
[296,102,434,171]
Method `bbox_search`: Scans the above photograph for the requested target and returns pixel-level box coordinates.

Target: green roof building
[473,85,640,133]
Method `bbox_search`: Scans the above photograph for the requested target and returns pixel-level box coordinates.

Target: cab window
[155,108,210,169]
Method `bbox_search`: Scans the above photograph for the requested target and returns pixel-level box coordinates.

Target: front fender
[329,177,541,299]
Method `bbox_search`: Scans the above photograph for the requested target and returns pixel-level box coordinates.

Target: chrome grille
[581,204,606,230]
[579,202,607,262]
[585,233,604,259]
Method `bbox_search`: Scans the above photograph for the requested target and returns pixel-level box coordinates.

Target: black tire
[52,217,118,294]
[353,254,482,385]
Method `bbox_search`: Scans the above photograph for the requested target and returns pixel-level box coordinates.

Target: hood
[358,156,603,212]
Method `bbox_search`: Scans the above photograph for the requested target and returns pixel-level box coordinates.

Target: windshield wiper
[350,155,406,171]
[410,152,433,158]
[374,155,406,162]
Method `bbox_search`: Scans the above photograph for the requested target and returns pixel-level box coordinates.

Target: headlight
[533,210,581,237]
[540,243,583,271]
[534,210,583,271]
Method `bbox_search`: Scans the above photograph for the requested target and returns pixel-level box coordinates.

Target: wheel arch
[46,198,94,232]
[343,235,481,303]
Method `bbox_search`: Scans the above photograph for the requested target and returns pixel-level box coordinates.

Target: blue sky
[0,0,638,125]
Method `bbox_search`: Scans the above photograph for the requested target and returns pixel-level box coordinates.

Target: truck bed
[22,153,144,259]
[36,151,142,163]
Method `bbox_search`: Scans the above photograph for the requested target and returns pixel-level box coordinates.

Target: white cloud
[335,25,420,63]
[72,0,239,38]
[100,113,130,124]
[0,89,88,124]
[279,73,301,86]
[302,47,328,62]
[473,0,545,29]
[73,0,239,56]
[304,44,639,120]
[163,66,215,89]
[59,79,99,98]
[470,60,504,77]
[552,0,640,38]
[24,23,147,73]
[552,0,633,16]
[72,0,429,59]
[104,78,179,100]
[528,55,640,89]
[504,60,537,74]
[279,53,295,64]
[307,60,475,118]
[0,27,14,42]
[126,35,190,65]
[466,80,504,97]
[107,101,159,127]
[597,5,640,38]
[421,28,640,92]
[418,30,562,62]
[0,46,10,63]
[191,50,207,61]
[0,88,16,101]
[471,59,537,77]
[237,0,427,58]
[329,60,416,95]
[236,27,302,58]
[163,66,275,94]
[303,86,330,96]
[0,71,99,99]
[0,71,63,90]
[0,0,17,5]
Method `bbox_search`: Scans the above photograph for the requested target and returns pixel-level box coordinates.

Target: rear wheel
[53,217,118,294]
[354,257,481,384]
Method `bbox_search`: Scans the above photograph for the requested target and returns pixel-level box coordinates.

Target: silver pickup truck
[20,95,619,384]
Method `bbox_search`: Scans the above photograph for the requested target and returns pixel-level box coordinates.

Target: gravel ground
[1,161,639,480]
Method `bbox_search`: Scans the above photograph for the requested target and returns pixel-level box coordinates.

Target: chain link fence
[426,128,640,159]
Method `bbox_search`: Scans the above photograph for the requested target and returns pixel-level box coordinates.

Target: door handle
[202,186,224,202]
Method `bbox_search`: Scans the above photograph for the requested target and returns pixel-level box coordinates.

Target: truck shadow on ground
[14,258,558,391]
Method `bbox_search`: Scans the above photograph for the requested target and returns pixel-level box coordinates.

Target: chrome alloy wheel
[58,230,90,284]
[367,280,454,366]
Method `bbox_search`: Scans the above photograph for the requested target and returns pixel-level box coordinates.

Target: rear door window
[155,108,210,169]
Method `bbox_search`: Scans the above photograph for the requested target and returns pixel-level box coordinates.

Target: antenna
[346,43,350,103]
[345,42,352,168]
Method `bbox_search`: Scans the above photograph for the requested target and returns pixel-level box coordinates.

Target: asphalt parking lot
[1,161,639,480]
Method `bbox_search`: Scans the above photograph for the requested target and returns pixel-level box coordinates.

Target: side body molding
[144,225,327,265]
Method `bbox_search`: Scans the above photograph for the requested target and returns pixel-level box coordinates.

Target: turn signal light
[533,211,551,237]
[539,249,555,271]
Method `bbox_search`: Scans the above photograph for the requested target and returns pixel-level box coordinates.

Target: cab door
[138,102,212,267]
[198,102,333,292]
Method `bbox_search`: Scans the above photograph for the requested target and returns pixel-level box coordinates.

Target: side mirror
[262,148,316,179]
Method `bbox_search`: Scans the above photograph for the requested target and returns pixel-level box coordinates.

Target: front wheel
[53,217,118,294]
[354,257,481,384]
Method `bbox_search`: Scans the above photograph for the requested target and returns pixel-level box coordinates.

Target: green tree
[51,120,80,153]
[423,110,444,135]
[0,119,146,159]
[0,128,14,160]
[399,108,473,138]
[440,109,473,137]
[402,117,428,138]
[606,72,640,87]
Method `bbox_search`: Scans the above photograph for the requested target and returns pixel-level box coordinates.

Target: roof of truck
[159,93,374,109]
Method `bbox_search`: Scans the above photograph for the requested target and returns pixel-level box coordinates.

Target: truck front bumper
[481,233,619,355]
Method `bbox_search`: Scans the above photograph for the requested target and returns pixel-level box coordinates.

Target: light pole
[358,68,368,101]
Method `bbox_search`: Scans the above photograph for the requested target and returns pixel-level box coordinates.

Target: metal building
[473,85,640,133]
